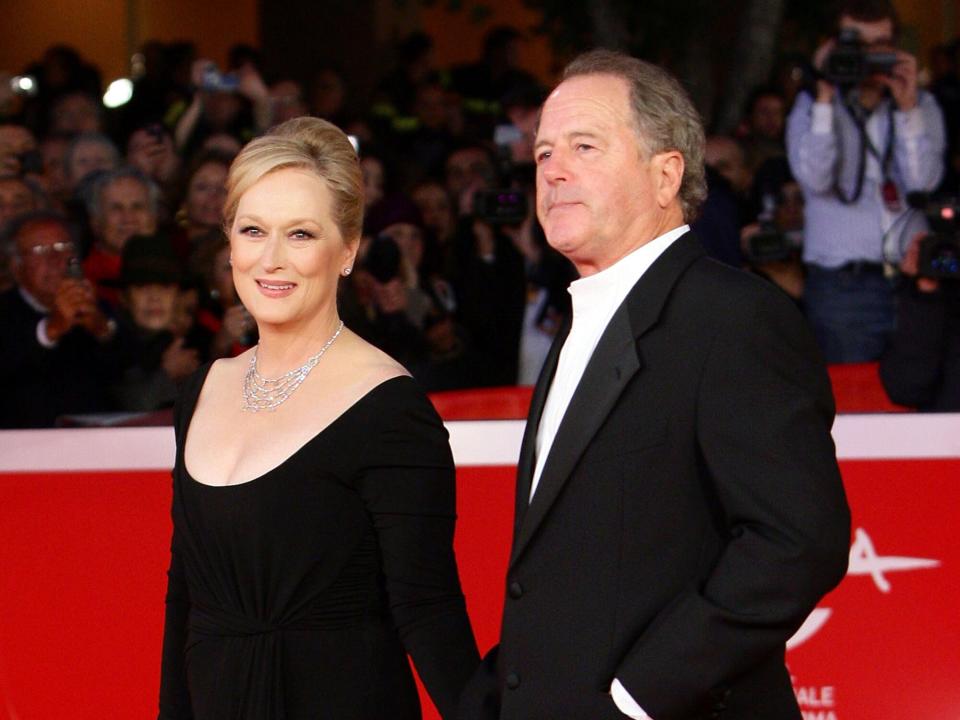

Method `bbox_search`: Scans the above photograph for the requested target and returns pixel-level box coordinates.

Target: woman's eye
[240,226,262,236]
[536,150,551,163]
[290,229,315,240]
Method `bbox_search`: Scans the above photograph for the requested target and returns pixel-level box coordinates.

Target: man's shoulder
[669,251,802,326]
[0,288,37,321]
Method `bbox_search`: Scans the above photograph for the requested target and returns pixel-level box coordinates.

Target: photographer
[880,228,960,411]
[786,0,946,363]
[0,212,117,427]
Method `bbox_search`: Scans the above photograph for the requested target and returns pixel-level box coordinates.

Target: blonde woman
[158,118,479,720]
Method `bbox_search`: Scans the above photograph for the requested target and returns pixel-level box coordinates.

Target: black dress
[159,366,479,719]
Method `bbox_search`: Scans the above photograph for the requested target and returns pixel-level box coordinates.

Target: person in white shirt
[458,49,850,720]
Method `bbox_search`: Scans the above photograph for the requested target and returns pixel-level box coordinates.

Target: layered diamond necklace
[241,320,344,412]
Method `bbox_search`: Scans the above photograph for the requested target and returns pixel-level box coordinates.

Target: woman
[171,151,232,261]
[159,117,479,719]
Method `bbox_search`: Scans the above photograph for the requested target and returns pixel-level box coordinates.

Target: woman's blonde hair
[223,117,363,242]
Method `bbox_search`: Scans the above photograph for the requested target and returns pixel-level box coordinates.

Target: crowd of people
[1,4,958,429]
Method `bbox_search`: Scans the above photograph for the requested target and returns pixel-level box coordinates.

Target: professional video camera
[473,189,528,226]
[744,188,803,265]
[823,27,898,87]
[917,198,960,279]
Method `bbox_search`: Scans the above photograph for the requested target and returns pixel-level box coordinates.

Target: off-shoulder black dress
[158,366,479,719]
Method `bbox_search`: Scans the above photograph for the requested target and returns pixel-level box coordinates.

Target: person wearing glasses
[0,210,117,427]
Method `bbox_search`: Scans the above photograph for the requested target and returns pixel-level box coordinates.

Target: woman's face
[187,162,228,230]
[230,168,356,331]
[126,283,178,331]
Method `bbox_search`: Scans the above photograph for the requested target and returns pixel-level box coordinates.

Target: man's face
[705,136,751,194]
[68,139,117,189]
[412,183,453,240]
[0,125,37,178]
[840,16,894,50]
[0,178,36,227]
[50,93,101,135]
[750,95,785,140]
[535,74,674,275]
[97,177,156,253]
[839,15,896,90]
[445,148,494,199]
[14,220,74,306]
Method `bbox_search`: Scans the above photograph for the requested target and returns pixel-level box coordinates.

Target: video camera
[823,27,898,87]
[917,198,960,279]
[745,188,803,265]
[473,189,528,226]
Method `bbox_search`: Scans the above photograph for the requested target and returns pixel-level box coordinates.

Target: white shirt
[531,225,688,499]
[529,225,689,720]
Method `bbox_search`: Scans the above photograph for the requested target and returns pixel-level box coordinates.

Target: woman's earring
[228,257,233,267]
[342,267,352,276]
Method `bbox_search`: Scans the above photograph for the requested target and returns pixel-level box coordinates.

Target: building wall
[0,0,258,83]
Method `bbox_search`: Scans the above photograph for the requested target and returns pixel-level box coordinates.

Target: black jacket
[459,232,851,720]
[0,288,116,428]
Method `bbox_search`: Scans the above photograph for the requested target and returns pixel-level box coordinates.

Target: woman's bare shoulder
[338,331,410,384]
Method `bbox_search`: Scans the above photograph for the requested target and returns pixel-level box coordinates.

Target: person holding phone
[0,211,116,427]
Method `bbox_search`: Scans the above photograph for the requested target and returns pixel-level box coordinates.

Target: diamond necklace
[242,320,344,412]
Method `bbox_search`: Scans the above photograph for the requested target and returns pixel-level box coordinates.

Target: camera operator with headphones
[786,0,946,363]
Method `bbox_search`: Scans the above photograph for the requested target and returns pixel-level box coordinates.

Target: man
[459,49,850,720]
[83,166,159,303]
[0,211,116,427]
[786,0,946,362]
[0,123,37,178]
[64,132,120,194]
[0,175,42,227]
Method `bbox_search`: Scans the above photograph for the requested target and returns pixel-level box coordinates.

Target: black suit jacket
[0,288,115,428]
[459,233,850,720]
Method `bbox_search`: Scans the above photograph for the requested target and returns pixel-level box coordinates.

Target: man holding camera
[786,0,946,363]
[0,211,116,427]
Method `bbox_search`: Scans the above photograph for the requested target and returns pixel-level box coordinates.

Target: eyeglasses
[23,241,76,257]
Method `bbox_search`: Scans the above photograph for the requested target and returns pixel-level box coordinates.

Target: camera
[917,199,960,279]
[824,27,898,87]
[745,188,802,265]
[746,220,794,264]
[200,64,239,93]
[473,189,528,225]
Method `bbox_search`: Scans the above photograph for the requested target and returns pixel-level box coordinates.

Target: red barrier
[1,403,959,719]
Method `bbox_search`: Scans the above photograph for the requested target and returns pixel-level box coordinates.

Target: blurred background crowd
[1,0,958,428]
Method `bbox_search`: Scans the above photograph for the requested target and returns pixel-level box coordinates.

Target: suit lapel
[514,317,569,530]
[509,232,705,568]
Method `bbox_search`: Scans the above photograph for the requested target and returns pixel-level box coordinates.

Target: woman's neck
[253,311,343,376]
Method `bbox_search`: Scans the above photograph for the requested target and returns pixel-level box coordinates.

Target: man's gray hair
[87,165,160,223]
[561,49,707,222]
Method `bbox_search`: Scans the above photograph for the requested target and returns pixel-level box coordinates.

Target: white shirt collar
[568,224,689,324]
[18,286,48,314]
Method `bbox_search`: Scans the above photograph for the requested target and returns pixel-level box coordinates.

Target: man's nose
[540,153,568,184]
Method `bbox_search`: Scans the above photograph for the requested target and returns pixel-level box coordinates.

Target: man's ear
[654,150,684,210]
